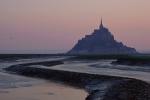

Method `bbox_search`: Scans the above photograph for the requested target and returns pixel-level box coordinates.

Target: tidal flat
[1,54,150,100]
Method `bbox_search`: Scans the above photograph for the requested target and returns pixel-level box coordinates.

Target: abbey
[68,19,137,55]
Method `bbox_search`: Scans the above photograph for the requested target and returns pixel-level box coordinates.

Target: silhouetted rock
[68,19,137,55]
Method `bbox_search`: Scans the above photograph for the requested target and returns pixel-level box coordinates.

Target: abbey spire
[99,18,104,29]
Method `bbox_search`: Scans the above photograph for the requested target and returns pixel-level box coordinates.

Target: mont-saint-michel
[68,19,137,55]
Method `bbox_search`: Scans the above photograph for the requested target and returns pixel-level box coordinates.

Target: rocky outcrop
[68,20,137,55]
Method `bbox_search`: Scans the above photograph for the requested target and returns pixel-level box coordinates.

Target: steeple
[99,18,104,29]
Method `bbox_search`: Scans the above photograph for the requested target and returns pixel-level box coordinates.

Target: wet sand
[0,81,87,100]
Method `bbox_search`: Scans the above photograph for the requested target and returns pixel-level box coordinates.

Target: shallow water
[50,60,150,83]
[0,79,87,100]
[0,57,87,100]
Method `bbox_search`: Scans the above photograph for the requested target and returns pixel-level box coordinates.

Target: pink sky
[0,0,150,53]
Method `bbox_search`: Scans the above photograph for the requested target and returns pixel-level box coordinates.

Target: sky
[0,0,150,53]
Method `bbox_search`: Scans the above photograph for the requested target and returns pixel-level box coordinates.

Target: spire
[99,18,103,29]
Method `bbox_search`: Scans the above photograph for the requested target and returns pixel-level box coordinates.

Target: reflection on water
[0,80,87,100]
[0,57,87,100]
[0,72,87,100]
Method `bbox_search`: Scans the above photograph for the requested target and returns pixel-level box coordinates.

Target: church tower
[99,18,104,29]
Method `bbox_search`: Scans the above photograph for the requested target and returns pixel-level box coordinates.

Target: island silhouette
[68,19,137,55]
